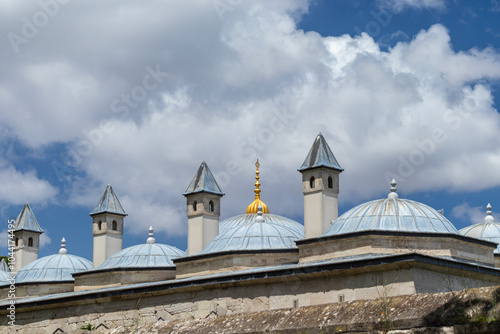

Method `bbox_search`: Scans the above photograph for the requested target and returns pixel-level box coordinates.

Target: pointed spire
[388,178,399,199]
[184,161,224,196]
[14,202,43,233]
[246,160,270,214]
[59,237,68,255]
[0,259,9,272]
[147,226,156,244]
[484,203,495,223]
[90,184,127,216]
[298,132,343,172]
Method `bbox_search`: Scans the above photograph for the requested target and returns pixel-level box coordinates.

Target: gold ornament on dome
[246,159,270,214]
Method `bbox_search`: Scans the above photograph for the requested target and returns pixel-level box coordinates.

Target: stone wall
[1,263,497,333]
[175,251,299,278]
[73,268,176,291]
[2,285,500,333]
[298,232,496,266]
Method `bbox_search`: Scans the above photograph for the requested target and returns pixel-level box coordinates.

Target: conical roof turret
[298,132,343,172]
[14,202,43,233]
[184,161,224,196]
[90,185,127,216]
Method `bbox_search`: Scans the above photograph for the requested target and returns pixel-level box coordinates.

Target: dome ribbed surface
[460,223,500,253]
[15,254,93,283]
[200,213,304,254]
[97,243,186,270]
[220,213,304,235]
[0,271,11,283]
[324,198,459,236]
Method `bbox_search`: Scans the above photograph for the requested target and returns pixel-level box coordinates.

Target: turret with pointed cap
[12,202,44,272]
[299,133,343,238]
[91,185,127,268]
[90,184,127,216]
[185,161,224,255]
[184,161,224,196]
[298,132,343,172]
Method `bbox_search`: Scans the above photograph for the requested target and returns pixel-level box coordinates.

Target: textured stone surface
[2,286,500,333]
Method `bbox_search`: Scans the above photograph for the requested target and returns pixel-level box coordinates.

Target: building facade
[1,133,500,333]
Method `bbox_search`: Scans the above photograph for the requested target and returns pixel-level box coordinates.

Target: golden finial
[246,159,269,214]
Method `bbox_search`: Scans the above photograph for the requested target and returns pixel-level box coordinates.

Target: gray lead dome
[324,197,459,236]
[199,212,304,254]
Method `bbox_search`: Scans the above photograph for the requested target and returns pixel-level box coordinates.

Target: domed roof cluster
[324,180,459,236]
[200,208,304,255]
[14,239,92,284]
[460,204,500,253]
[96,227,186,270]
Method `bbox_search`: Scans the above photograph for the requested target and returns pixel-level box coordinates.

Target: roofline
[0,280,74,287]
[174,248,299,263]
[182,189,225,197]
[297,165,344,172]
[89,210,128,217]
[13,228,43,234]
[72,266,176,277]
[296,229,499,248]
[4,252,500,310]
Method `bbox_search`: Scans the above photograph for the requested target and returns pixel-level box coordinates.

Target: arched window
[112,220,117,231]
[98,220,102,230]
[15,238,18,247]
[193,201,198,212]
[209,200,214,212]
[309,176,315,189]
[328,176,333,189]
[28,237,33,247]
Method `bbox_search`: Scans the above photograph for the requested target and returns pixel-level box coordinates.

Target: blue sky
[1,0,500,259]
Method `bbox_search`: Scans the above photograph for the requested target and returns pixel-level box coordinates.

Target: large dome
[459,204,500,253]
[97,227,186,269]
[220,213,304,235]
[199,210,304,255]
[324,181,459,236]
[15,239,92,283]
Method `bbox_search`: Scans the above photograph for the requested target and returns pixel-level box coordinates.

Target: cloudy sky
[1,0,500,258]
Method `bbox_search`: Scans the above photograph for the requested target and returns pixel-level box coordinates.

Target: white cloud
[0,162,57,205]
[451,203,500,226]
[39,230,51,248]
[378,0,446,13]
[1,1,500,238]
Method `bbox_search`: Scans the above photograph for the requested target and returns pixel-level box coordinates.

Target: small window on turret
[28,237,33,247]
[328,176,333,189]
[310,176,315,189]
[15,238,18,247]
[193,201,197,212]
[112,220,117,231]
[98,221,102,230]
[209,200,214,212]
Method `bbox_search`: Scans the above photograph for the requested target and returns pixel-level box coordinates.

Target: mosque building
[1,133,500,332]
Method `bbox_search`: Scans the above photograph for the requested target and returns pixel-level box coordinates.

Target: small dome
[97,227,186,270]
[199,210,304,255]
[459,204,500,253]
[15,238,92,283]
[324,181,458,236]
